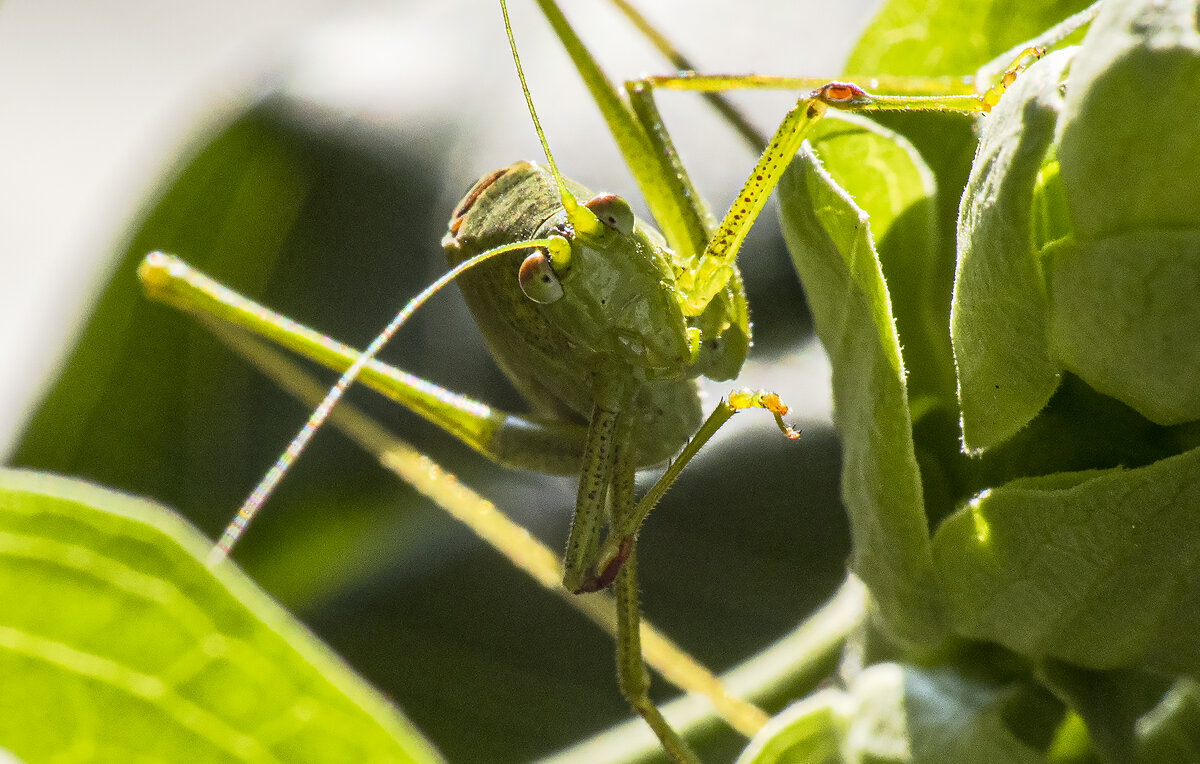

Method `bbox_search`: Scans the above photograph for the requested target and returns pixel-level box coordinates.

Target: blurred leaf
[736,690,842,764]
[12,114,308,511]
[1137,679,1200,761]
[9,104,454,604]
[847,0,1093,77]
[1038,663,1172,762]
[0,468,442,763]
[951,49,1074,452]
[741,664,1050,763]
[932,445,1200,674]
[777,126,946,648]
[840,664,1046,763]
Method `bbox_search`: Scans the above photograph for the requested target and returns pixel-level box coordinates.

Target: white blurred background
[0,0,879,455]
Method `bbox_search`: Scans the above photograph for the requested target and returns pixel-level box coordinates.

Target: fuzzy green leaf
[1046,230,1200,424]
[951,50,1074,452]
[839,664,1045,763]
[1048,0,1200,425]
[932,445,1200,674]
[778,122,946,648]
[740,665,1047,763]
[1056,0,1200,241]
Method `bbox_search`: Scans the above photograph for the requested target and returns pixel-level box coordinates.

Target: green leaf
[9,106,453,604]
[777,124,946,649]
[932,445,1200,675]
[839,664,1047,763]
[743,664,1052,763]
[811,115,949,406]
[0,468,442,763]
[1046,229,1200,425]
[1046,0,1200,425]
[1038,662,1172,762]
[847,0,1094,78]
[736,690,843,764]
[842,0,1098,488]
[951,49,1074,452]
[1056,0,1200,241]
[741,664,1052,763]
[1137,679,1200,762]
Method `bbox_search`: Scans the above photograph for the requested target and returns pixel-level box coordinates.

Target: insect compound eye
[584,193,634,236]
[518,250,564,304]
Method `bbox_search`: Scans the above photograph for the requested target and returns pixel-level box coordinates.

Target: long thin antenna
[500,0,596,232]
[208,238,556,566]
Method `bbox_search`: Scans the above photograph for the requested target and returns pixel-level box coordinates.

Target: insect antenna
[206,238,560,566]
[500,0,602,237]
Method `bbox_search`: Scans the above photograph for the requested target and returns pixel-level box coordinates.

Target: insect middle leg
[608,408,701,764]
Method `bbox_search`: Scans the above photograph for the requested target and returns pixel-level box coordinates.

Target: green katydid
[136,0,1061,759]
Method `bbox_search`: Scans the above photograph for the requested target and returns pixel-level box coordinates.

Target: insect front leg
[561,401,623,594]
[139,253,601,475]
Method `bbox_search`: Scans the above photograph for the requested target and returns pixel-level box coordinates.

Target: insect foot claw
[726,389,802,440]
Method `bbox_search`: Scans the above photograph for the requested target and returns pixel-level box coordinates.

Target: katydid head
[489,2,709,381]
[444,161,696,386]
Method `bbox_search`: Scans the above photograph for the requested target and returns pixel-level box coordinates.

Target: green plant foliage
[847,0,1093,77]
[1047,0,1200,423]
[9,111,454,602]
[761,0,1200,759]
[0,469,442,763]
[740,665,1052,763]
[837,664,1046,763]
[736,691,842,764]
[777,117,946,650]
[933,446,1200,673]
[7,0,1200,760]
[952,49,1074,452]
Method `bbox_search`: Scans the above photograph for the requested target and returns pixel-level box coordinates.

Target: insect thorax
[442,161,747,464]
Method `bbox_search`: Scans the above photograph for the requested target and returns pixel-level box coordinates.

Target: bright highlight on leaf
[0,470,442,764]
